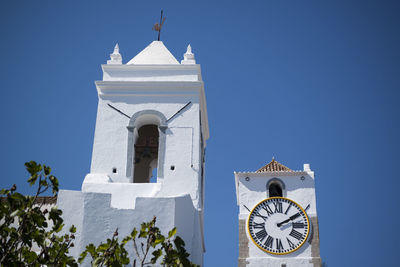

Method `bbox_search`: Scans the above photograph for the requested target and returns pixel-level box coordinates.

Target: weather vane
[152,10,166,41]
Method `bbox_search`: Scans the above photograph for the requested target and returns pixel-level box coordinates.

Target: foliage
[0,161,77,266]
[0,161,199,267]
[79,216,199,267]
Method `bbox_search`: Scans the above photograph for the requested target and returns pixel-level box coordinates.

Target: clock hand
[277,212,301,227]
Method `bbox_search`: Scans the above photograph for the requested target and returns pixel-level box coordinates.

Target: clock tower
[234,159,321,267]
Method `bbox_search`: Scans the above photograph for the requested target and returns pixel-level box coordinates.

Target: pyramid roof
[256,158,293,172]
[127,41,179,65]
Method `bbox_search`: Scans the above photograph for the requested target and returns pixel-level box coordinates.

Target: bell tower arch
[126,109,168,182]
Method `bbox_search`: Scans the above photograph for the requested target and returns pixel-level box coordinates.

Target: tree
[0,161,199,267]
[79,217,199,267]
[0,161,77,266]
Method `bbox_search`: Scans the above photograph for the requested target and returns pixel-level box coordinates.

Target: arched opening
[133,125,159,183]
[267,178,285,197]
[269,183,283,197]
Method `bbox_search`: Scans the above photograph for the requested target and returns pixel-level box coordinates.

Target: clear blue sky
[1,1,399,266]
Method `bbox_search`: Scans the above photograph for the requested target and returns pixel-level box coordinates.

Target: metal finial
[152,10,166,41]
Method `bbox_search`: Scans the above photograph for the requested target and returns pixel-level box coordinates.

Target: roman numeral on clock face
[292,222,305,228]
[276,238,284,252]
[289,229,303,240]
[250,222,265,229]
[273,200,282,213]
[264,235,273,249]
[254,211,268,220]
[255,229,268,241]
[286,237,296,249]
[262,203,273,216]
[284,203,291,215]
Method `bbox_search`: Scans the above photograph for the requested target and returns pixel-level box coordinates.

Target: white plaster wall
[57,190,203,266]
[82,182,161,209]
[87,96,202,209]
[246,257,316,267]
[56,190,84,257]
[237,174,317,218]
[235,170,318,262]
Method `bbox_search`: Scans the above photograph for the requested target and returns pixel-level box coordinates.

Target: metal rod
[166,102,192,122]
[107,104,130,119]
[158,10,163,41]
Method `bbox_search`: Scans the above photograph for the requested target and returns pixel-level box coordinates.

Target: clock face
[247,197,310,255]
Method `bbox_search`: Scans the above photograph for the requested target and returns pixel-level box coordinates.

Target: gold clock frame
[247,197,310,255]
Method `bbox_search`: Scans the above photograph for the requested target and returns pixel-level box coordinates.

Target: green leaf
[27,174,38,186]
[168,227,177,239]
[0,188,9,195]
[39,179,48,187]
[98,243,109,252]
[151,249,162,263]
[49,175,59,195]
[139,229,147,238]
[69,225,76,233]
[130,227,138,238]
[25,161,42,175]
[122,236,131,244]
[174,236,186,249]
[22,250,38,263]
[154,236,165,246]
[93,257,103,266]
[78,251,88,263]
[43,165,51,175]
[54,223,64,233]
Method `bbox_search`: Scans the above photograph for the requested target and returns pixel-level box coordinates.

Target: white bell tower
[234,159,322,267]
[57,41,209,266]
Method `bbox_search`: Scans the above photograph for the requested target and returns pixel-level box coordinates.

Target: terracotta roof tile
[256,158,293,172]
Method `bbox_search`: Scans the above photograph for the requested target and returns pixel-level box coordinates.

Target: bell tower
[57,41,209,266]
[234,159,322,267]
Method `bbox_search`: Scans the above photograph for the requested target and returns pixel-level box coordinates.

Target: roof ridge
[256,158,293,172]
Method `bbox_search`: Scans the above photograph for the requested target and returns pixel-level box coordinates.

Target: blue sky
[1,0,399,266]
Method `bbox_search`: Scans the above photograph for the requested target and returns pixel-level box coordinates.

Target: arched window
[269,183,283,197]
[267,178,285,197]
[133,125,159,183]
[126,110,167,183]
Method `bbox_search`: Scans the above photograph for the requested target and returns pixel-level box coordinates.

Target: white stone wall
[57,190,203,266]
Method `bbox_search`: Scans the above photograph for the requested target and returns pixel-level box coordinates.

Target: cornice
[101,64,201,71]
[95,81,204,95]
[234,171,308,177]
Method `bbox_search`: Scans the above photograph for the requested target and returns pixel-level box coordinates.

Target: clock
[247,197,310,255]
